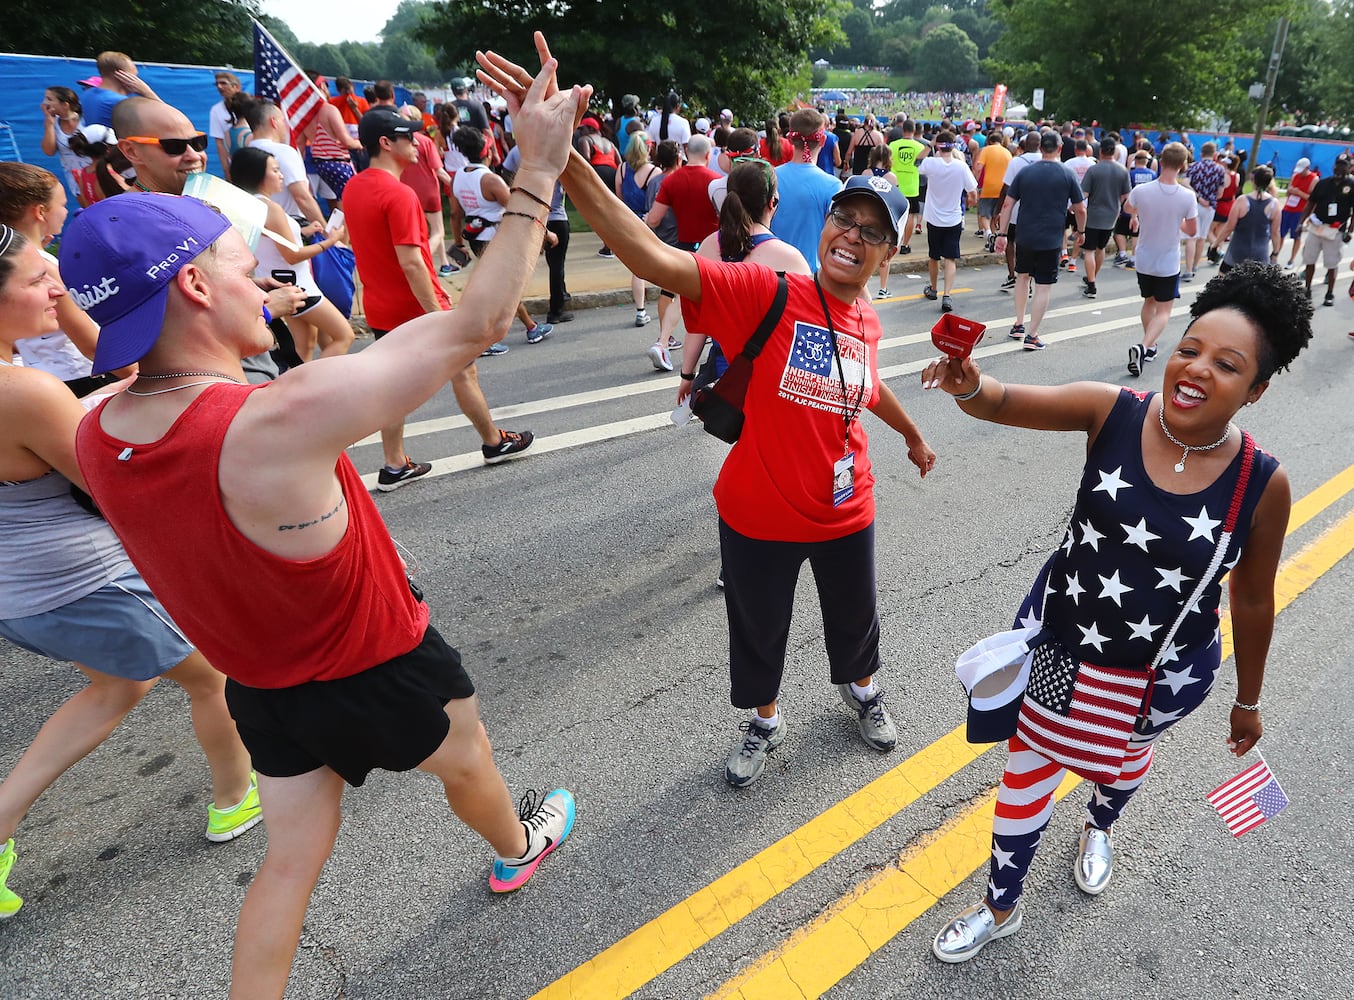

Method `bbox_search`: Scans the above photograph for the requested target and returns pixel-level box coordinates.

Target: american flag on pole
[1207,756,1290,838]
[253,20,326,139]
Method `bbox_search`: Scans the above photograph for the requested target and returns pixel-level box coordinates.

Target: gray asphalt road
[3,257,1352,1000]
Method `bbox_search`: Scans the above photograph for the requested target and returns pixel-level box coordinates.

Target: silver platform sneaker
[1074,826,1114,895]
[725,716,786,787]
[932,899,1023,963]
[837,685,897,751]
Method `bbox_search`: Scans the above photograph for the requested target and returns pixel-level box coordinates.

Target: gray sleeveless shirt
[0,471,131,618]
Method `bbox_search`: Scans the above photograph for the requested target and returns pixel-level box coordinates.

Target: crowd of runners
[0,30,1350,998]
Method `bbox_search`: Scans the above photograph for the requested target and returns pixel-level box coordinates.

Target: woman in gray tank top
[0,227,259,921]
[1211,166,1282,272]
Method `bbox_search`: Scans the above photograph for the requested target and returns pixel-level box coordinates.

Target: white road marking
[359,288,1203,489]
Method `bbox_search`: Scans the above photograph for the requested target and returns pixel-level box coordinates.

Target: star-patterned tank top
[1032,388,1277,670]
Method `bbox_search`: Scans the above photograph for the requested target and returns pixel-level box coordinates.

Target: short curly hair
[1187,261,1312,383]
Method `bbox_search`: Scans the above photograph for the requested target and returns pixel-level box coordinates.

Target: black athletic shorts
[1015,244,1061,285]
[907,194,922,215]
[225,624,475,787]
[1114,215,1133,238]
[926,222,963,260]
[1136,271,1179,302]
[1083,227,1113,251]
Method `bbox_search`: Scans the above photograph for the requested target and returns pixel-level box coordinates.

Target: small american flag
[253,20,325,139]
[1207,756,1290,838]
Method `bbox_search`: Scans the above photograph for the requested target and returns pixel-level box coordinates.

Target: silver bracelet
[1233,699,1260,712]
[954,376,983,402]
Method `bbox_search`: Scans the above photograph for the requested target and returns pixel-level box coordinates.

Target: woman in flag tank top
[920,261,1313,961]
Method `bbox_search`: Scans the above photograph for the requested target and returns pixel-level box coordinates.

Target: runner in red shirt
[345,109,534,477]
[647,135,720,248]
[64,61,584,996]
[1278,157,1317,266]
[640,135,721,364]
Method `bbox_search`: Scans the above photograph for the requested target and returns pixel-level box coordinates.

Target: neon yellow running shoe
[0,839,22,919]
[206,773,263,843]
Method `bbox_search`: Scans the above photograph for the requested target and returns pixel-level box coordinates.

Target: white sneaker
[635,311,651,327]
[646,343,673,372]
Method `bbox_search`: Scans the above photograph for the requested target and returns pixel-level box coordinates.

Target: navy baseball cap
[358,107,414,147]
[831,175,909,239]
[59,192,232,374]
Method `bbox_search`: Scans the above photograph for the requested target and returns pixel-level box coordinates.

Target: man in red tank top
[64,62,585,999]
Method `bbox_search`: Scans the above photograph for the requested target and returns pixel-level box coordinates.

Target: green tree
[1314,0,1354,120]
[381,0,438,40]
[950,7,1001,60]
[311,43,349,78]
[840,7,881,64]
[417,0,847,119]
[880,32,916,75]
[341,42,382,82]
[3,0,263,66]
[914,23,979,90]
[880,0,934,24]
[986,0,1286,126]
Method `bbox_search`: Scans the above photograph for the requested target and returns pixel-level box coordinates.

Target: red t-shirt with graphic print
[681,256,881,542]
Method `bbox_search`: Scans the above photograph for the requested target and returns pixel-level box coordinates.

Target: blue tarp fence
[1,53,256,192]
[0,52,398,202]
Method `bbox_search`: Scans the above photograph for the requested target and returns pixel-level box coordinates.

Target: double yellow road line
[533,463,1354,1000]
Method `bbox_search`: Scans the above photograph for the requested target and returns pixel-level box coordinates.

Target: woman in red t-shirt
[484,43,935,784]
[544,91,938,788]
[759,117,792,166]
[1207,155,1240,256]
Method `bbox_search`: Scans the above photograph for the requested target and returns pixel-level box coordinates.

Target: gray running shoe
[725,716,786,787]
[837,685,897,750]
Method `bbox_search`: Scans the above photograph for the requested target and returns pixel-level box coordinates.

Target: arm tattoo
[277,497,345,532]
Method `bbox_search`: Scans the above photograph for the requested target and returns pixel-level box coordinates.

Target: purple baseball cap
[59,193,232,374]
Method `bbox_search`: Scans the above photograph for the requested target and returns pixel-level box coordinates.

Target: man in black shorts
[1079,137,1132,298]
[996,132,1040,289]
[994,130,1085,350]
[67,64,584,998]
[1122,142,1198,375]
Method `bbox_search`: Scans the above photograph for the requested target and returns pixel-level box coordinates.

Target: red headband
[785,128,825,162]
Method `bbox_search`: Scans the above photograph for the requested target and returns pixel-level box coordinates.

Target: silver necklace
[1158,399,1232,473]
[136,370,242,381]
[125,379,237,397]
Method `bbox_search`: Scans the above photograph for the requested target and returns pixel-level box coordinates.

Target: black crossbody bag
[689,272,788,444]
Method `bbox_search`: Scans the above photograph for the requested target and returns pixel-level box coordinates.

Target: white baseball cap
[1294,157,1311,172]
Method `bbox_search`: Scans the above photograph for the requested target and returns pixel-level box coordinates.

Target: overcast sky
[260,0,404,46]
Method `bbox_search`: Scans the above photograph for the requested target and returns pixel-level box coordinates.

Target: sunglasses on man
[123,132,209,155]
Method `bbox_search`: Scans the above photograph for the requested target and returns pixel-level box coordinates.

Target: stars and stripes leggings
[986,641,1221,911]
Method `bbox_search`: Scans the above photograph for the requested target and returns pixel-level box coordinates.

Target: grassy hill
[821,69,913,92]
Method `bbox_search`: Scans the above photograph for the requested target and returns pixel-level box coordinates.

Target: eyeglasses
[826,208,892,246]
[123,133,209,155]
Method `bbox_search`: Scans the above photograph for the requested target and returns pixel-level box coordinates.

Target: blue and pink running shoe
[489,788,575,893]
